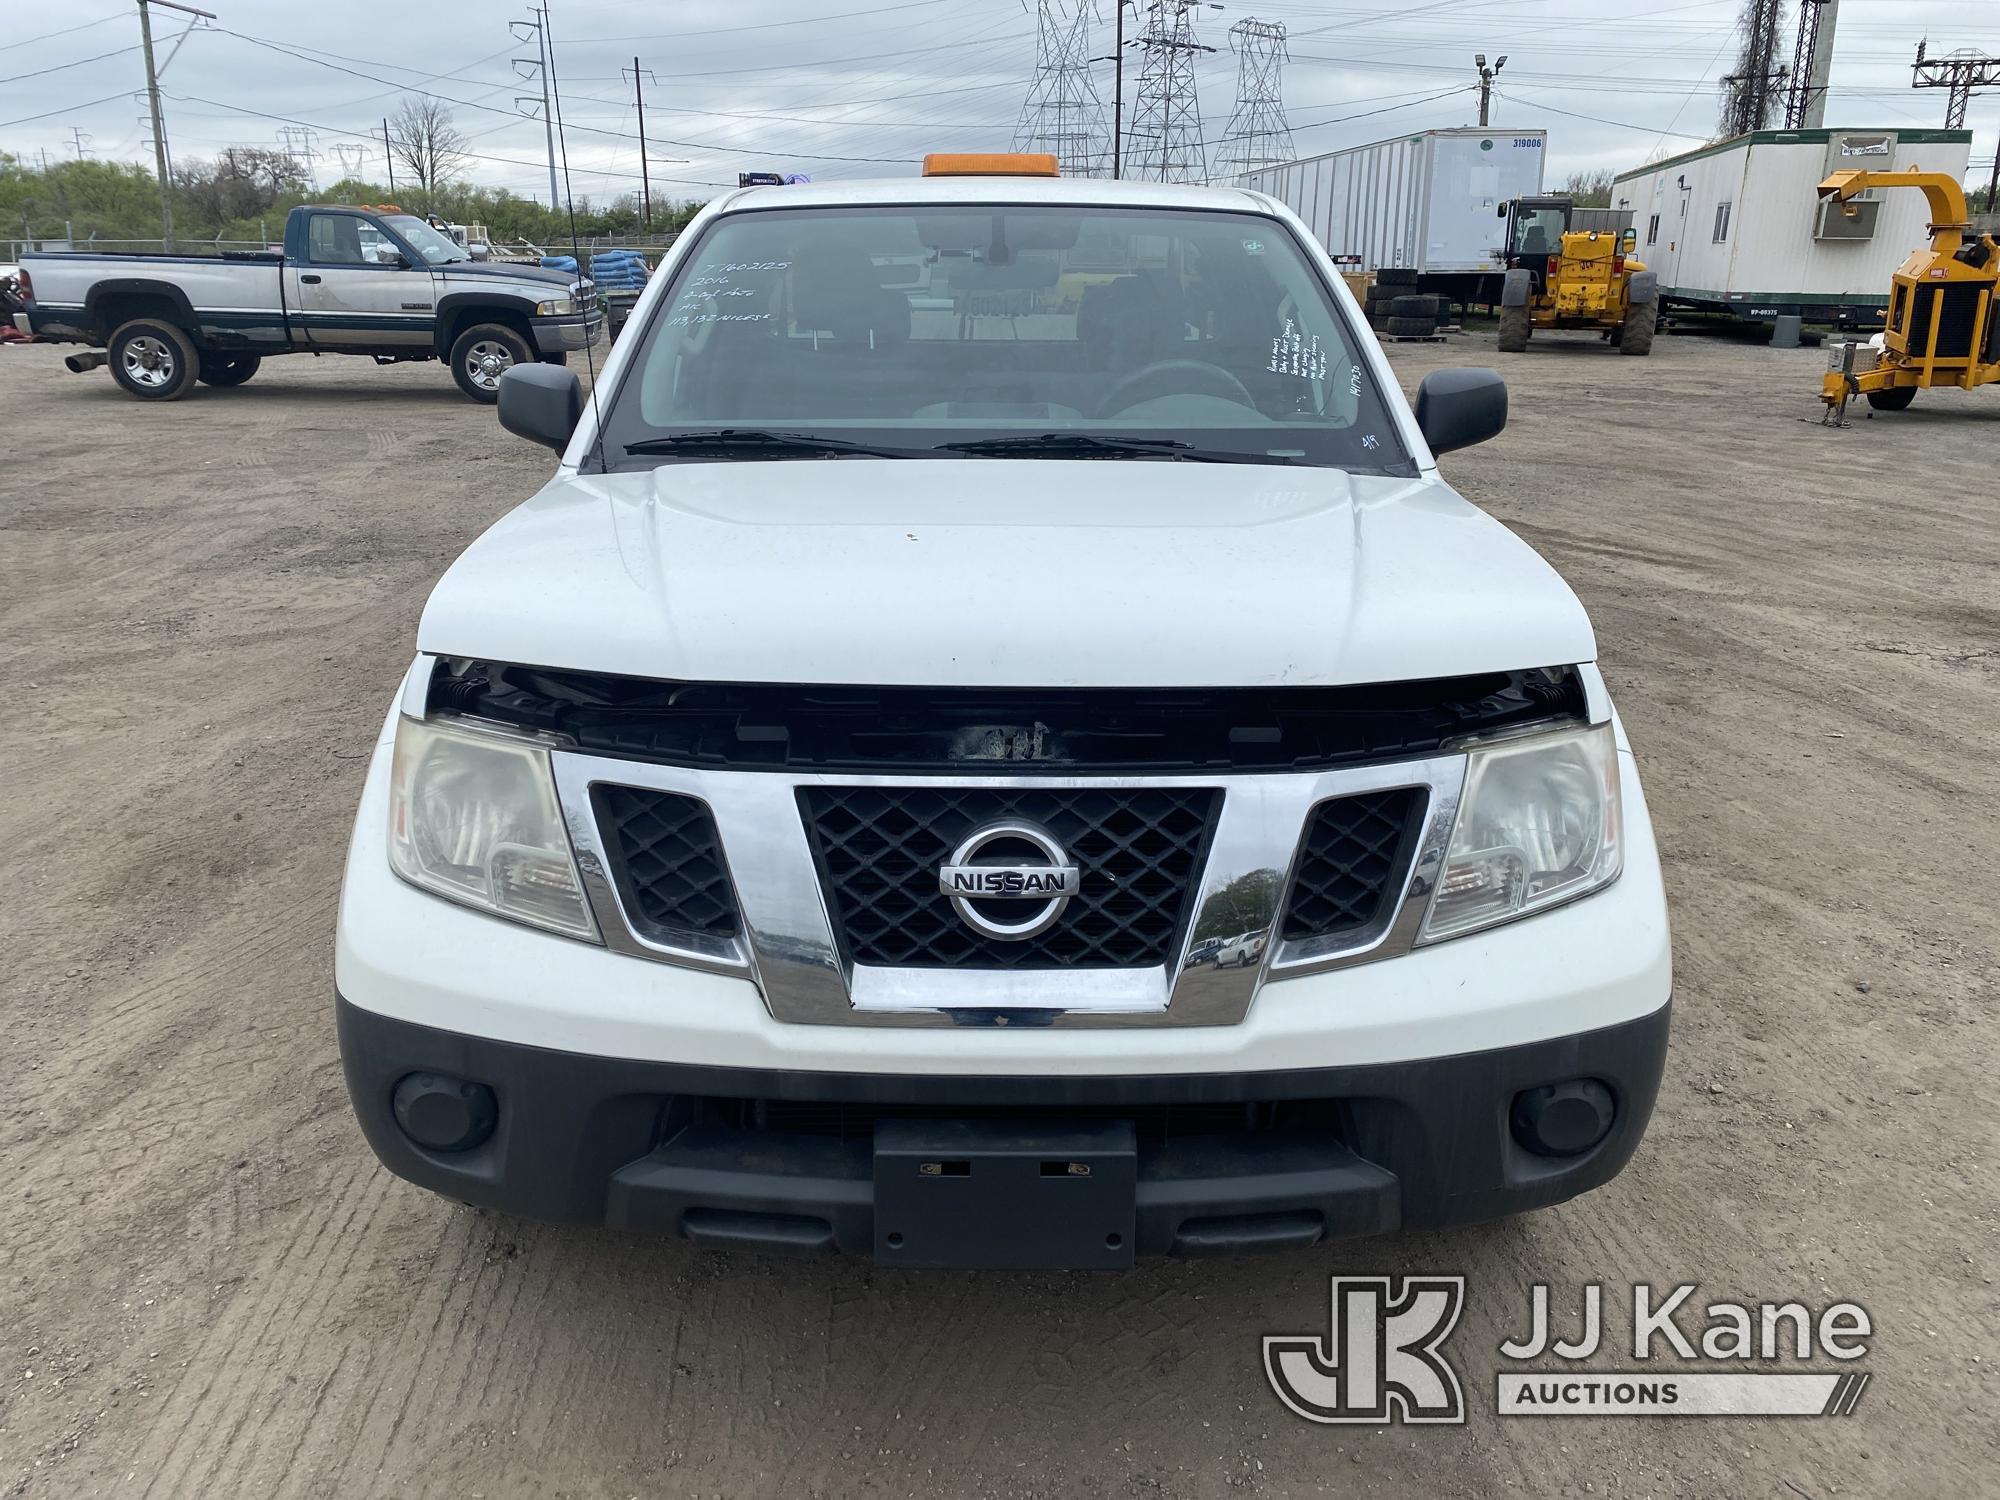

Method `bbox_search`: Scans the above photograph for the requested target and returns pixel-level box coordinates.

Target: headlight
[388,717,600,942]
[536,296,579,316]
[1418,723,1622,943]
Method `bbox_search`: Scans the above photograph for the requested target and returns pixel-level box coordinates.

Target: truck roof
[711,175,1277,215]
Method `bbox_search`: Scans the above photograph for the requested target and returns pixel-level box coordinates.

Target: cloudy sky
[4,0,1995,205]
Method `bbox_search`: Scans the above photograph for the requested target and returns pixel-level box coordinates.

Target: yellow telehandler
[1494,197,1658,356]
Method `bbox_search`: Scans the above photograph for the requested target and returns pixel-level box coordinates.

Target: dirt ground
[1,329,1995,1499]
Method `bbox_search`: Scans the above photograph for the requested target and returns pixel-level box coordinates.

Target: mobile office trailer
[1611,127,1973,327]
[1236,127,1547,300]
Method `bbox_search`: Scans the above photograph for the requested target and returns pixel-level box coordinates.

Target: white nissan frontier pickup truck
[334,156,1672,1268]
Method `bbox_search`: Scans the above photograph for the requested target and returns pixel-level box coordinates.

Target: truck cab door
[289,210,434,349]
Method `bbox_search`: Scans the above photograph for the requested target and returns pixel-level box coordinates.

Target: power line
[164,89,734,188]
[0,43,143,85]
[211,28,932,164]
[0,11,128,53]
[550,0,963,44]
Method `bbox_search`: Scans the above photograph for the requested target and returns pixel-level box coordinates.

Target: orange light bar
[922,152,1059,178]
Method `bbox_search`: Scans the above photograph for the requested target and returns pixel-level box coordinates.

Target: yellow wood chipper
[1819,168,2000,423]
[1494,197,1658,356]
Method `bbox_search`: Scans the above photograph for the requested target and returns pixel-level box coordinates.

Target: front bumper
[338,993,1670,1260]
[531,311,605,354]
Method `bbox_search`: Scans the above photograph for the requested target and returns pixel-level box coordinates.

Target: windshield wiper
[936,433,1287,463]
[621,429,930,460]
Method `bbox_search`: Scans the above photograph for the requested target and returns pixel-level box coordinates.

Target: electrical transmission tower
[1014,1,1112,176]
[1783,0,1836,129]
[1214,19,1293,181]
[1719,0,1789,138]
[277,125,321,192]
[1126,0,1214,183]
[1912,38,2000,130]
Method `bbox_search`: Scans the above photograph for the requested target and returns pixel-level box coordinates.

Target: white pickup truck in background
[15,204,602,402]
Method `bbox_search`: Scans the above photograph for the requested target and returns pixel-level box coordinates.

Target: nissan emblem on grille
[938,820,1082,941]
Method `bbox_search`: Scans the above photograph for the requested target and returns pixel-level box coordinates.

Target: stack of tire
[1362,269,1448,339]
[588,249,649,291]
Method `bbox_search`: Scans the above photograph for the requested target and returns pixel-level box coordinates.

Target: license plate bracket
[873,1118,1137,1268]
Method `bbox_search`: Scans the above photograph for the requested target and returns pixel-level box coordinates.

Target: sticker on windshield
[1269,319,1326,381]
[1242,238,1266,256]
[1361,433,1380,451]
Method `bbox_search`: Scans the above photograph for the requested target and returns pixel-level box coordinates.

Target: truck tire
[1390,293,1441,319]
[1375,267,1419,286]
[450,322,532,403]
[1617,301,1656,356]
[1865,386,1916,411]
[108,317,200,401]
[1384,316,1434,337]
[198,352,261,387]
[1497,304,1531,353]
[1365,283,1399,302]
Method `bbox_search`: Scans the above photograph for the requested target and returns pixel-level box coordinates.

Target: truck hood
[436,262,577,288]
[417,461,1595,687]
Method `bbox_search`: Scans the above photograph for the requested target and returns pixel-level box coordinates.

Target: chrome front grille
[800,785,1218,970]
[549,751,1468,1029]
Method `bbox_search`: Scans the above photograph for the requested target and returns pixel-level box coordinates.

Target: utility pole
[1720,0,1788,137]
[1474,52,1506,127]
[135,0,214,253]
[1784,0,1837,130]
[1911,38,2000,131]
[68,128,94,161]
[511,10,559,206]
[1113,0,1126,178]
[1090,0,1134,179]
[382,117,396,194]
[624,57,656,226]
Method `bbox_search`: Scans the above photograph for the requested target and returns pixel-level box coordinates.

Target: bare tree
[386,97,467,205]
[1561,169,1615,208]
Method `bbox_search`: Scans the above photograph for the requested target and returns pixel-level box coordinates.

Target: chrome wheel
[122,335,177,389]
[464,339,515,392]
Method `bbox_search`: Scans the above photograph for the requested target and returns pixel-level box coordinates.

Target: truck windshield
[382,214,470,265]
[598,204,1411,472]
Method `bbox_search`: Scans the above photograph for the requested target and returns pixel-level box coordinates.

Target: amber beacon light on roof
[921,152,1061,178]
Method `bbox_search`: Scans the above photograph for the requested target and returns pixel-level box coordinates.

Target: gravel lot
[2,330,1995,1497]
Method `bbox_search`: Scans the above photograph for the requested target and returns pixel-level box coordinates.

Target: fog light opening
[1511,1078,1615,1158]
[392,1072,498,1153]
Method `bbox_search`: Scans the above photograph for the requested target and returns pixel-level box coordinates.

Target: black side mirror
[1415,367,1507,455]
[497,363,583,452]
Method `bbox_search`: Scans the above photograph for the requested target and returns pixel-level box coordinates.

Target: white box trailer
[1611,126,1972,326]
[1236,127,1547,291]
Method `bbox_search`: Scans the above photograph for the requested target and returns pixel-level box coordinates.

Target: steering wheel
[1095,358,1255,418]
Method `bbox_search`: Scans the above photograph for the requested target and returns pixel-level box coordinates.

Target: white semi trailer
[1234,127,1548,301]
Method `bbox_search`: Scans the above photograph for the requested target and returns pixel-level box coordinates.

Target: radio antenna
[541,5,613,475]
